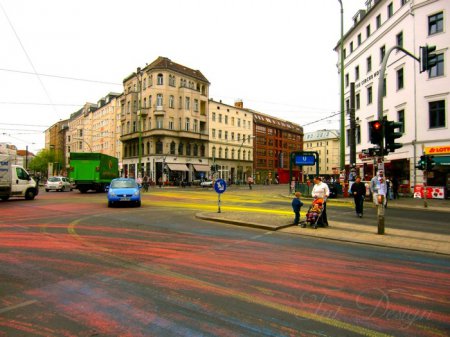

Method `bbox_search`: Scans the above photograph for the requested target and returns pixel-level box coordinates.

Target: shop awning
[433,156,450,166]
[193,164,210,172]
[167,163,189,171]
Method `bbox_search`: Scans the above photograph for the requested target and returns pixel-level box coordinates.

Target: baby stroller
[300,198,324,229]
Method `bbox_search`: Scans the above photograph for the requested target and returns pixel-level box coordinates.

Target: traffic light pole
[376,46,420,234]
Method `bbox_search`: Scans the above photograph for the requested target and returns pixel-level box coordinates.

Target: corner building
[120,57,210,184]
[336,0,450,196]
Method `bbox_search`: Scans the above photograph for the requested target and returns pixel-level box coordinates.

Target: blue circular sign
[214,179,227,194]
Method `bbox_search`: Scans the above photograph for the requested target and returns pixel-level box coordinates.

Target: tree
[28,148,64,176]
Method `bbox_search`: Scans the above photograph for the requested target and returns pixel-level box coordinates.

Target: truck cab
[0,162,38,201]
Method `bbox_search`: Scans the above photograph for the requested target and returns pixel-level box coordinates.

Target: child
[291,192,304,225]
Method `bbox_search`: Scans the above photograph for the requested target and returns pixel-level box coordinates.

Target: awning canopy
[433,156,450,166]
[167,163,189,171]
[193,164,210,172]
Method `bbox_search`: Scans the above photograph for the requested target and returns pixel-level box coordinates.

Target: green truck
[69,153,119,193]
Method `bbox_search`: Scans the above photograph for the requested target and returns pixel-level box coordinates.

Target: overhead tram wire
[0,68,122,86]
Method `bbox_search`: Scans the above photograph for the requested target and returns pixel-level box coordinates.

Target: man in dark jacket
[350,176,366,218]
[291,192,304,226]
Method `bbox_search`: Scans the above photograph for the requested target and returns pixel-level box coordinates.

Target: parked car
[45,176,72,192]
[107,178,141,207]
[200,179,214,187]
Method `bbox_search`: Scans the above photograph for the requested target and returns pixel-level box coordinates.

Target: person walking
[311,176,330,226]
[370,170,387,208]
[247,176,254,190]
[291,192,304,226]
[350,175,366,218]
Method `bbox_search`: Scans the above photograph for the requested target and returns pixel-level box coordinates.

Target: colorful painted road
[1,187,449,337]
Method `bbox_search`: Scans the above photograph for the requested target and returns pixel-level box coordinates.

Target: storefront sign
[413,185,445,199]
[425,146,450,155]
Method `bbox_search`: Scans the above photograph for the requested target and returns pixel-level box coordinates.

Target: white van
[0,154,39,201]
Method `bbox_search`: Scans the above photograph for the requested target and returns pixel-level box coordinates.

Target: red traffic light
[373,121,382,130]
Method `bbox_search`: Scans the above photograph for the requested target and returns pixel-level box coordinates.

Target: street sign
[214,179,227,194]
[294,155,315,166]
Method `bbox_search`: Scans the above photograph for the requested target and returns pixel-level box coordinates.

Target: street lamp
[338,0,345,171]
[73,137,92,152]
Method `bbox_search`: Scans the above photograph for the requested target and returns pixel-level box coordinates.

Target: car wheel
[136,200,141,207]
[45,189,49,192]
[108,201,113,208]
[25,189,36,200]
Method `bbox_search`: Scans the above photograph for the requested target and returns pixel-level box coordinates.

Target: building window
[156,117,163,129]
[356,93,360,110]
[185,97,190,110]
[212,129,216,138]
[387,3,393,18]
[367,56,372,73]
[193,119,198,132]
[169,118,174,130]
[343,48,347,59]
[397,110,405,133]
[367,86,373,104]
[380,45,386,64]
[156,94,163,106]
[224,131,228,140]
[366,24,371,38]
[429,53,444,78]
[356,125,361,144]
[212,112,216,121]
[169,75,176,87]
[224,115,228,124]
[219,114,222,123]
[185,118,190,131]
[170,141,176,155]
[346,99,350,114]
[397,68,404,90]
[350,41,354,53]
[218,130,222,139]
[396,31,403,47]
[345,73,349,87]
[194,99,199,112]
[157,73,163,85]
[428,12,443,35]
[156,140,163,154]
[355,66,360,80]
[400,0,407,6]
[178,143,184,155]
[357,33,361,46]
[376,14,382,29]
[169,95,174,108]
[429,100,445,128]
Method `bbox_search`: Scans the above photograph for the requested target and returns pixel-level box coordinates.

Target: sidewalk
[196,194,450,256]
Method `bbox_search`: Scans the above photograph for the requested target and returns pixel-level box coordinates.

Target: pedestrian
[142,175,149,192]
[247,176,254,190]
[350,175,366,218]
[311,176,330,226]
[370,170,387,208]
[291,191,304,226]
[158,176,163,188]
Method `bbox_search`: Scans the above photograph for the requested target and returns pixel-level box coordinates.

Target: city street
[1,186,449,337]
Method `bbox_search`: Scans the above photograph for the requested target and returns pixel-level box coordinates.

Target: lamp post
[338,0,345,171]
[136,67,144,178]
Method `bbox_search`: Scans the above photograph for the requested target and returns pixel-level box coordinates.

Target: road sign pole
[218,193,221,213]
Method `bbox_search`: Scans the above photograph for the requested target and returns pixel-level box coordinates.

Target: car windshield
[111,180,137,189]
[48,177,61,182]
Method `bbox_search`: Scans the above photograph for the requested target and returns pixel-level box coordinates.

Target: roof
[304,129,340,141]
[252,111,303,134]
[131,56,210,84]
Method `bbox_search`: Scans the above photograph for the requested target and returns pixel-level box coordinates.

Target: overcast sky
[0,0,363,153]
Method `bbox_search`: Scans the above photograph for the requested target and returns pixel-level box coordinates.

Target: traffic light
[416,155,426,171]
[369,120,383,146]
[426,155,436,171]
[211,165,216,173]
[420,45,437,73]
[384,120,403,153]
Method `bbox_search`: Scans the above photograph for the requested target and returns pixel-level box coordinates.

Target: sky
[0,0,364,154]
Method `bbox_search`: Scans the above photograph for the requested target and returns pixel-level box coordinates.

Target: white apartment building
[336,0,449,196]
[208,99,254,183]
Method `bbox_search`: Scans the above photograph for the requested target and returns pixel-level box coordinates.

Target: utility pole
[338,0,345,171]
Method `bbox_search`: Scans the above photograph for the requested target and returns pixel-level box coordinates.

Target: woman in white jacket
[311,176,330,226]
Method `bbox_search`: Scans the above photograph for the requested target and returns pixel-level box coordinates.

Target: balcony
[154,105,165,115]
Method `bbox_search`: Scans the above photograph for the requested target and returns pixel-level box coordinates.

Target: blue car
[107,178,141,207]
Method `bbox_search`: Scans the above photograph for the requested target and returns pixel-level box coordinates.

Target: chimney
[235,99,243,108]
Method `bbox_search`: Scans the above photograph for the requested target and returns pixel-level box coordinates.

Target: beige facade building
[120,57,210,183]
[303,130,340,177]
[208,99,254,183]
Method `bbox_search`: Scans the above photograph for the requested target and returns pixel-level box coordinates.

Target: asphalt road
[0,188,449,337]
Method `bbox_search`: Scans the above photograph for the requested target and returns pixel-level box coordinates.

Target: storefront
[425,146,450,198]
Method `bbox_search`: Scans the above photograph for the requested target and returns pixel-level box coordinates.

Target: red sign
[413,185,445,199]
